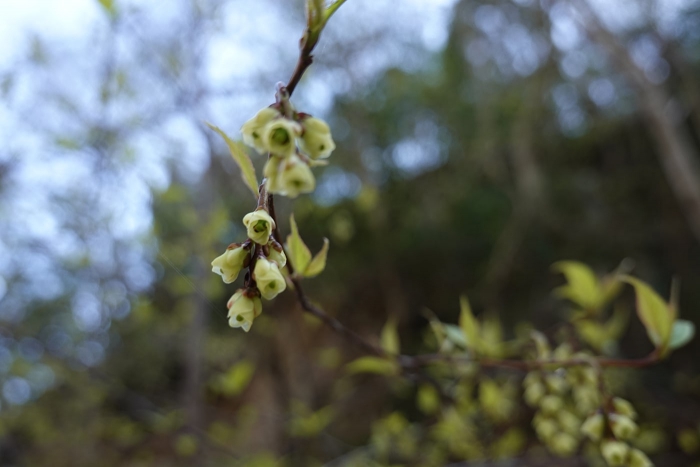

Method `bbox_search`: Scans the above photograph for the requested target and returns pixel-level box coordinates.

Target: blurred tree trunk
[576,0,700,245]
[483,79,546,305]
[183,154,215,437]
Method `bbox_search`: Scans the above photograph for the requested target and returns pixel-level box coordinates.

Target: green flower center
[236,315,244,322]
[268,282,276,290]
[271,128,290,145]
[253,220,268,233]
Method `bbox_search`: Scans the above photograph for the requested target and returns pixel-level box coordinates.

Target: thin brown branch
[402,350,660,371]
[286,53,314,97]
[290,276,387,358]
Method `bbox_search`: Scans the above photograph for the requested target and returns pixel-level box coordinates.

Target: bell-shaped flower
[253,257,287,300]
[241,107,281,154]
[612,397,637,419]
[609,414,638,440]
[549,432,578,457]
[600,440,629,466]
[262,118,301,158]
[298,117,335,159]
[263,156,282,193]
[277,154,315,198]
[628,449,653,467]
[211,243,250,283]
[243,209,275,245]
[581,413,604,442]
[267,241,287,268]
[227,290,263,332]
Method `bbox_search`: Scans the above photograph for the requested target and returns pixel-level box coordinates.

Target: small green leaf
[668,320,695,351]
[622,276,675,350]
[323,0,347,25]
[345,356,399,376]
[214,360,255,396]
[552,261,601,310]
[417,384,440,415]
[459,295,481,352]
[444,324,468,349]
[480,314,504,358]
[380,317,400,355]
[207,123,259,199]
[286,214,312,273]
[531,331,551,359]
[97,0,117,16]
[303,238,329,278]
[289,405,334,438]
[174,434,198,457]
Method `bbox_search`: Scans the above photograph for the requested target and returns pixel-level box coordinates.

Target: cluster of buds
[211,97,334,331]
[581,398,652,466]
[524,344,598,457]
[241,102,335,198]
[211,209,288,332]
[525,368,584,457]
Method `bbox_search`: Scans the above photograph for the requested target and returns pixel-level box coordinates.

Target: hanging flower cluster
[241,105,335,198]
[581,397,651,467]
[211,228,288,332]
[210,99,334,332]
[523,341,652,466]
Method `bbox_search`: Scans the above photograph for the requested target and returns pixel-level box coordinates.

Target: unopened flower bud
[243,209,275,245]
[628,448,653,467]
[267,241,287,268]
[549,432,578,457]
[533,416,558,441]
[612,397,637,419]
[277,154,315,198]
[601,440,629,466]
[553,343,573,360]
[573,386,600,415]
[557,409,581,435]
[253,257,287,300]
[523,372,541,388]
[298,117,335,159]
[540,395,563,415]
[609,413,638,440]
[581,413,605,442]
[545,374,568,394]
[262,118,301,158]
[227,290,263,332]
[211,243,250,283]
[241,107,281,154]
[524,382,545,407]
[580,367,598,386]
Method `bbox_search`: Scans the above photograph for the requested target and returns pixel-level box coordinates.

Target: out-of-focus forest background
[1,0,700,465]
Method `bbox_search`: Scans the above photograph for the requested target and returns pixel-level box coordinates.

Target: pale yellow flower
[253,258,286,300]
[277,154,315,198]
[243,209,275,245]
[262,118,301,158]
[628,448,653,467]
[299,117,335,159]
[601,440,629,466]
[267,242,287,268]
[581,413,605,442]
[227,290,263,332]
[609,414,638,440]
[211,244,249,283]
[241,107,281,154]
